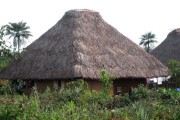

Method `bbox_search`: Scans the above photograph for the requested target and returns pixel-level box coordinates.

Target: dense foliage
[0,82,180,120]
[0,25,13,69]
[167,60,180,87]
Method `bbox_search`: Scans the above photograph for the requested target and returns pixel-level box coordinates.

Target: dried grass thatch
[0,9,168,80]
[151,28,180,65]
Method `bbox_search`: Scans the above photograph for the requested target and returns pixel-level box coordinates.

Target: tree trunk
[147,39,150,53]
[17,36,20,53]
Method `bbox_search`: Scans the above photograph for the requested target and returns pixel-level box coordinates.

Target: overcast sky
[1,0,180,46]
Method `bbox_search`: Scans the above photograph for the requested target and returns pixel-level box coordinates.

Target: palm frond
[139,32,157,49]
[139,40,145,45]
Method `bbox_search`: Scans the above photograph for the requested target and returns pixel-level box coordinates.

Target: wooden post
[53,80,58,90]
[61,80,65,90]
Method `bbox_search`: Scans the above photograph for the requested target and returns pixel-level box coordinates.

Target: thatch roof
[151,28,180,65]
[0,9,168,80]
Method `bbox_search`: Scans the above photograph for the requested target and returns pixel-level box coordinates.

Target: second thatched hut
[151,28,180,65]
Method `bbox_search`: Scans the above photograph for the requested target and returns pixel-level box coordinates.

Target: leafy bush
[130,84,150,101]
[0,80,12,95]
[112,93,131,108]
[100,69,114,95]
[56,80,87,105]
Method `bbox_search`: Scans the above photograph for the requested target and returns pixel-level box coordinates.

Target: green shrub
[130,84,149,101]
[56,80,87,105]
[100,69,114,95]
[112,93,131,108]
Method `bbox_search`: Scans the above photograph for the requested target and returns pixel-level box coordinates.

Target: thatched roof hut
[151,28,180,65]
[0,9,168,80]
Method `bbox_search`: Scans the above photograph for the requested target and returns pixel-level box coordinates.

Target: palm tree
[6,21,32,53]
[139,32,157,53]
